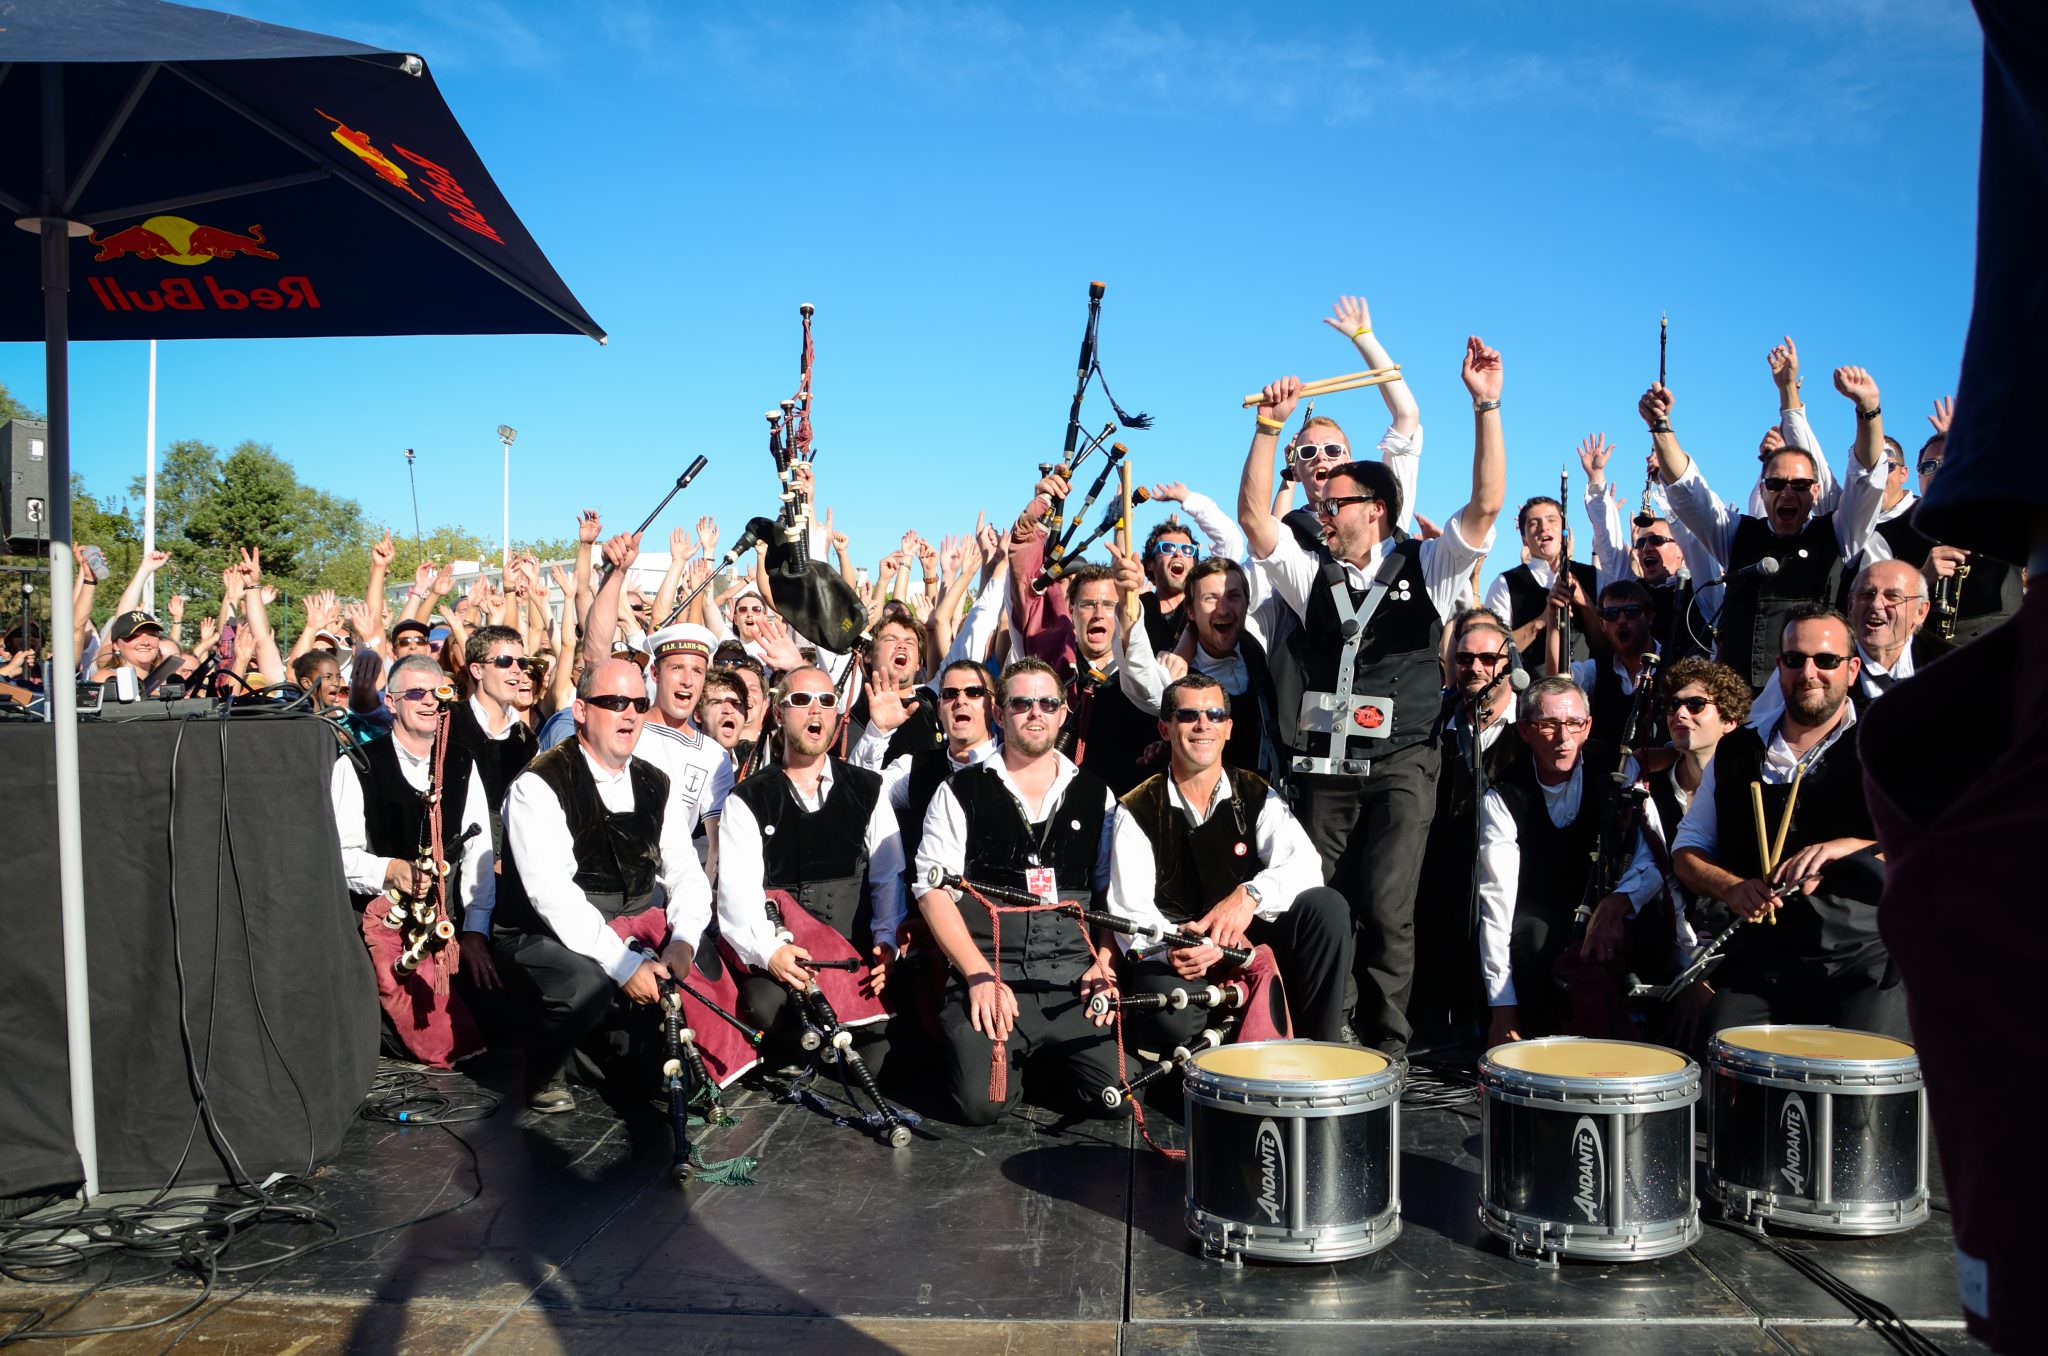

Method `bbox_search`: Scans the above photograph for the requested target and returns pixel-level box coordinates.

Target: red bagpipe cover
[607,908,759,1088]
[359,900,480,1069]
[1227,943,1293,1044]
[722,889,888,1031]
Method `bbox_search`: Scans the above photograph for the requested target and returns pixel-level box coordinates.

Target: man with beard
[1646,366,1889,692]
[450,624,538,852]
[696,667,753,767]
[1671,607,1903,1047]
[330,654,497,1065]
[1476,679,1663,1043]
[1486,497,1602,678]
[1238,337,1505,1058]
[1568,580,1666,746]
[1413,611,1525,1039]
[717,666,906,1077]
[849,608,945,769]
[913,660,1125,1125]
[1114,554,1281,782]
[1746,559,1946,727]
[1109,674,1352,1044]
[1577,433,1713,661]
[1008,491,1155,795]
[496,657,711,1113]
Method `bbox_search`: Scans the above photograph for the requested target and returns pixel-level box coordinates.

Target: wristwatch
[1242,882,1264,908]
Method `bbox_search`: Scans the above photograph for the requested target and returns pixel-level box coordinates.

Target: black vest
[1719,513,1845,691]
[1502,561,1602,674]
[495,743,669,934]
[1067,664,1155,797]
[1142,590,1187,653]
[1418,704,1526,932]
[730,760,882,942]
[1645,575,1706,662]
[950,763,1108,975]
[1282,505,1329,556]
[1588,654,1668,748]
[350,733,478,915]
[449,701,537,853]
[1119,768,1268,923]
[1492,740,1626,929]
[1285,539,1444,763]
[1708,720,1883,978]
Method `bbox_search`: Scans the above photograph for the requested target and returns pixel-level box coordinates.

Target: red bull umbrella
[0,0,603,1201]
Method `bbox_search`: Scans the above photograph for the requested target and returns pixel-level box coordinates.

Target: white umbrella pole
[143,340,156,613]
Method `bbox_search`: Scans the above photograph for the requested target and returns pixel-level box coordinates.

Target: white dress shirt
[1582,481,1719,601]
[881,737,1001,813]
[1476,756,1662,1006]
[468,694,515,740]
[1663,449,1885,571]
[914,752,1116,902]
[1116,614,1250,716]
[944,570,1010,669]
[329,741,497,933]
[1255,508,1492,629]
[716,761,909,968]
[1672,704,1859,861]
[502,745,713,987]
[1106,775,1323,948]
[1569,648,1661,700]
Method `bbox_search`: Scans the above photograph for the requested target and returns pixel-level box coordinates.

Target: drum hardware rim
[1189,1204,1403,1263]
[1709,1026,1919,1082]
[1477,1079,1701,1114]
[1706,1056,1922,1092]
[1185,1082,1404,1115]
[1479,1200,1701,1265]
[1709,1181,1930,1235]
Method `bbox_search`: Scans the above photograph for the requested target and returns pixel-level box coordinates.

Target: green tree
[0,378,34,424]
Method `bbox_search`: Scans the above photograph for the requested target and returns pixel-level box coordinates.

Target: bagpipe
[376,686,468,981]
[762,303,868,650]
[624,934,763,1188]
[610,909,762,1089]
[1568,651,1663,947]
[1043,281,1151,572]
[930,869,1254,967]
[749,891,920,1150]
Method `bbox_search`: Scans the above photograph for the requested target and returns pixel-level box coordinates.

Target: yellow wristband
[1351,325,1371,339]
[1255,416,1286,433]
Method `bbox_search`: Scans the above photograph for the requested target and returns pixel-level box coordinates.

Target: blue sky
[6,0,1985,584]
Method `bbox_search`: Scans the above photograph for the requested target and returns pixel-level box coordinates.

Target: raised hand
[1105,541,1146,596]
[601,531,643,575]
[752,612,805,672]
[1461,337,1503,403]
[940,533,966,581]
[547,563,573,597]
[577,509,602,545]
[1767,336,1800,390]
[1927,395,1954,437]
[195,615,220,652]
[1639,383,1674,429]
[465,573,492,612]
[1759,427,1785,459]
[916,537,939,576]
[669,524,699,562]
[238,545,264,587]
[976,516,1001,561]
[1412,512,1443,541]
[412,558,436,591]
[1148,481,1190,503]
[342,599,376,642]
[1575,433,1614,480]
[167,593,187,623]
[826,507,848,552]
[864,670,922,732]
[1255,376,1302,425]
[138,548,171,576]
[430,560,455,596]
[1323,295,1374,340]
[370,531,396,569]
[1832,365,1880,412]
[220,561,247,606]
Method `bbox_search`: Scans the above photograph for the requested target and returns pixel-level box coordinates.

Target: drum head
[1191,1040,1388,1082]
[1715,1025,1914,1063]
[1488,1037,1687,1079]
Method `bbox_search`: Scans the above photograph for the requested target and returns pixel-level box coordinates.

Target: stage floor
[1,1054,1985,1354]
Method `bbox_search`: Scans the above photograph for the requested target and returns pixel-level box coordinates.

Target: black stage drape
[0,714,377,1196]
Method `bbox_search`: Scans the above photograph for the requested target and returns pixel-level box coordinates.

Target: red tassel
[988,1042,1007,1105]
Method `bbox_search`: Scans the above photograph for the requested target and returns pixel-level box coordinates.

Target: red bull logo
[316,108,504,246]
[82,216,318,314]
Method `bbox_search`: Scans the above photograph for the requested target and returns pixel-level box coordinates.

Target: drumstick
[1239,365,1403,408]
[1117,460,1139,627]
[1764,767,1804,925]
[1749,781,1778,926]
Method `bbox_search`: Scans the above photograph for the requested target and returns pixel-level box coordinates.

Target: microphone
[677,454,709,491]
[1696,556,1782,589]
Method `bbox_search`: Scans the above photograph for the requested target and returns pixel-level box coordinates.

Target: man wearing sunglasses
[1132,483,1253,653]
[1744,560,1945,729]
[1475,678,1664,1045]
[1565,580,1668,747]
[1575,434,1712,662]
[1236,337,1506,1058]
[1670,607,1903,1051]
[496,658,714,1114]
[914,659,1127,1125]
[1644,365,1890,692]
[1114,555,1282,782]
[1108,674,1352,1045]
[879,659,1001,872]
[1859,396,2021,645]
[450,624,538,854]
[329,654,496,1066]
[717,666,907,1078]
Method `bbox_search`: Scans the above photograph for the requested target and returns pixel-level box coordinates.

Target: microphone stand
[598,456,710,591]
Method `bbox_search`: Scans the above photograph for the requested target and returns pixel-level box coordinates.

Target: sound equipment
[1,417,50,553]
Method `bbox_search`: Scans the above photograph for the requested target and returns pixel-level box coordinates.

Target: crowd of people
[6,295,2014,1130]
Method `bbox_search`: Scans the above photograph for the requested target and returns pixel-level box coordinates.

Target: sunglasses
[940,683,988,701]
[1762,477,1818,494]
[1669,695,1716,715]
[1917,458,1942,474]
[1635,534,1675,548]
[1155,541,1200,560]
[1313,492,1377,518]
[1005,695,1065,715]
[392,687,443,705]
[1291,441,1348,463]
[584,693,652,713]
[1778,650,1851,671]
[781,690,840,709]
[1169,706,1230,725]
[479,653,524,669]
[1599,604,1647,621]
[1453,650,1504,667]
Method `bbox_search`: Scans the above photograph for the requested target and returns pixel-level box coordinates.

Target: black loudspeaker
[2,418,52,554]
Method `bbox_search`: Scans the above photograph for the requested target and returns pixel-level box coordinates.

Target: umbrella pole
[41,66,99,1200]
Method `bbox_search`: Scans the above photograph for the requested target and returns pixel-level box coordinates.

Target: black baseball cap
[107,610,164,643]
[391,618,432,642]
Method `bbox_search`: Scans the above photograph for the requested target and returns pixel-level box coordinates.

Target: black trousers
[739,973,892,1085]
[1295,741,1441,1054]
[495,926,638,1088]
[1121,886,1354,1049]
[1507,906,1571,1040]
[939,972,1130,1127]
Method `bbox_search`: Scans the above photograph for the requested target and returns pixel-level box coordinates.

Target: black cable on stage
[1400,1053,1479,1113]
[1707,1217,1949,1355]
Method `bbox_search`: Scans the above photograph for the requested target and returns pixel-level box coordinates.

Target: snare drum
[1183,1040,1404,1265]
[1479,1037,1700,1266]
[1707,1025,1927,1235]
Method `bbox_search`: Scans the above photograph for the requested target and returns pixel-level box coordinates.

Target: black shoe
[527,1076,574,1114]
